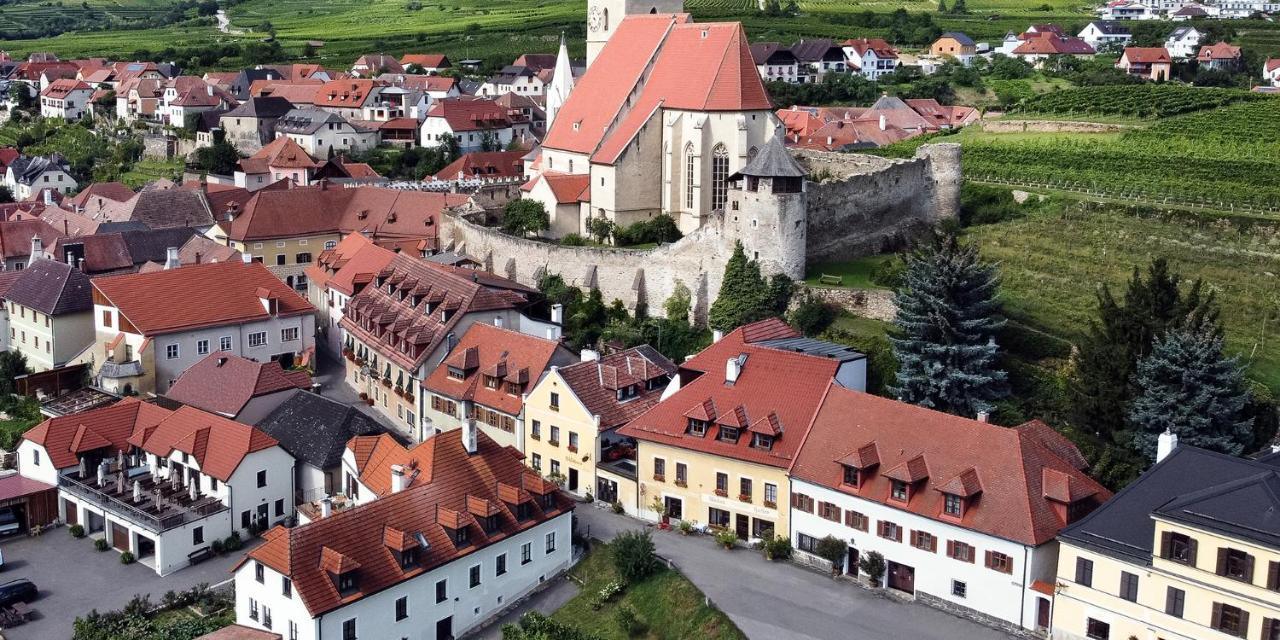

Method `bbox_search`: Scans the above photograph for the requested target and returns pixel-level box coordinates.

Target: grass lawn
[122,158,183,188]
[804,256,895,289]
[553,542,745,640]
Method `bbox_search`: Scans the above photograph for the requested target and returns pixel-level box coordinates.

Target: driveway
[0,528,253,640]
[312,353,412,443]
[575,507,1017,640]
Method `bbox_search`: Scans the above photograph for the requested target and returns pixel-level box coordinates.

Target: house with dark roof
[16,397,294,575]
[0,218,66,270]
[219,96,296,154]
[254,390,386,511]
[791,38,848,81]
[421,320,574,449]
[3,257,94,371]
[3,153,76,201]
[1166,25,1204,59]
[165,352,312,423]
[523,345,676,501]
[274,108,377,157]
[231,424,572,640]
[1078,21,1133,51]
[89,260,316,396]
[931,32,978,63]
[1052,440,1280,640]
[614,318,864,536]
[749,42,800,84]
[789,384,1107,632]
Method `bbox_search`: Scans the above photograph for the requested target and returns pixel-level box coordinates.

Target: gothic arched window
[710,144,729,212]
[684,143,696,210]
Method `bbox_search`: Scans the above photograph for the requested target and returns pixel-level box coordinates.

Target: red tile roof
[617,320,837,469]
[166,353,312,417]
[241,136,320,173]
[347,433,433,497]
[313,79,377,108]
[843,38,897,60]
[195,624,282,640]
[22,397,167,469]
[1267,59,1280,73]
[0,219,65,259]
[524,172,590,204]
[247,428,573,617]
[555,346,677,430]
[423,322,563,416]
[221,185,468,243]
[40,78,91,99]
[1121,47,1171,64]
[789,385,1110,546]
[306,232,395,297]
[426,98,512,132]
[400,54,449,68]
[92,261,314,335]
[1198,42,1241,61]
[127,405,278,481]
[433,151,525,181]
[542,15,771,165]
[1012,33,1095,56]
[68,182,135,208]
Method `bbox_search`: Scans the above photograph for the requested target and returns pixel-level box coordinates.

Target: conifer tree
[889,235,1008,417]
[937,0,948,13]
[1127,321,1252,458]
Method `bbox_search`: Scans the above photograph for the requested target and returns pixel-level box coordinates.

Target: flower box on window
[567,445,578,453]
[763,500,777,509]
[381,378,392,388]
[549,440,560,447]
[738,494,752,503]
[714,489,728,498]
[675,480,688,488]
[653,473,665,482]
[530,433,541,441]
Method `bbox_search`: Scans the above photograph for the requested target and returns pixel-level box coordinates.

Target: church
[524,0,781,237]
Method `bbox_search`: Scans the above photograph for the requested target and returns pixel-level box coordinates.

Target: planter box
[714,489,728,498]
[653,474,665,482]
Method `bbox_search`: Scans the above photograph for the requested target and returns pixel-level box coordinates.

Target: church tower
[545,34,574,131]
[725,133,808,281]
[586,0,686,66]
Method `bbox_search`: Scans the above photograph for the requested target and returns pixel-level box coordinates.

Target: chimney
[580,349,599,362]
[879,114,887,131]
[241,252,252,264]
[976,411,989,423]
[712,329,724,343]
[493,315,504,329]
[463,418,478,455]
[391,464,407,493]
[216,357,227,367]
[725,355,744,384]
[77,257,84,271]
[1156,429,1178,463]
[320,497,332,518]
[550,303,564,325]
[206,84,213,96]
[164,246,179,270]
[30,234,42,260]
[42,189,52,205]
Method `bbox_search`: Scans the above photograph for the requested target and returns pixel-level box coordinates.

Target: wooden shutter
[947,540,955,558]
[845,510,854,528]
[1245,554,1256,583]
[929,535,937,553]
[1188,537,1198,565]
[1217,548,1229,576]
[895,525,902,542]
[1263,618,1276,640]
[1240,610,1251,638]
[1212,602,1224,630]
[1268,561,1280,591]
[1160,531,1172,559]
[984,550,993,569]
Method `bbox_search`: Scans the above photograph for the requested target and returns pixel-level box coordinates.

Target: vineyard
[1012,85,1264,119]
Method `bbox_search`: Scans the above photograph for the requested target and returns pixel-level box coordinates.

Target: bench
[187,546,214,565]
[818,274,843,286]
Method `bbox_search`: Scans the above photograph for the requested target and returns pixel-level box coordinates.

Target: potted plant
[120,551,135,564]
[760,531,792,561]
[94,538,109,551]
[714,487,728,497]
[677,519,695,536]
[859,550,886,588]
[815,535,848,578]
[714,528,738,550]
[737,493,751,503]
[611,501,625,514]
[648,496,668,528]
[68,523,85,538]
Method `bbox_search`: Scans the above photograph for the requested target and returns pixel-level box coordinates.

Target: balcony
[58,469,228,533]
[597,442,637,480]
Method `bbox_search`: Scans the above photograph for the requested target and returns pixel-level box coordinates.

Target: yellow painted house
[522,346,677,502]
[616,318,865,541]
[1052,440,1280,640]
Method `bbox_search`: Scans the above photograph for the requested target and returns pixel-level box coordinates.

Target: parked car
[0,511,19,537]
[0,580,37,608]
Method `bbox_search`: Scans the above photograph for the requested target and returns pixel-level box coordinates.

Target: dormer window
[505,382,521,395]
[842,466,860,487]
[943,493,964,517]
[717,426,739,443]
[688,419,707,436]
[751,433,773,450]
[337,572,357,594]
[451,525,470,547]
[480,515,500,534]
[398,547,420,570]
[516,501,533,521]
[485,376,499,389]
[617,385,638,401]
[540,492,555,510]
[890,480,909,502]
[447,367,465,381]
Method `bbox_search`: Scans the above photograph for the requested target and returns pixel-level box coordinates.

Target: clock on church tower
[585,0,686,66]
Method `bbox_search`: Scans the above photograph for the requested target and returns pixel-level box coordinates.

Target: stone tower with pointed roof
[725,132,807,280]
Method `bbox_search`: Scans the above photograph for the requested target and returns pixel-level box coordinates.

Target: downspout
[1021,544,1030,629]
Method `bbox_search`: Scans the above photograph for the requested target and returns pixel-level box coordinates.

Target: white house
[843,38,899,80]
[477,65,546,98]
[749,43,801,84]
[89,260,316,396]
[1165,26,1204,59]
[39,78,93,121]
[4,154,77,201]
[788,386,1109,634]
[1266,58,1280,87]
[1077,22,1132,51]
[230,425,573,640]
[1097,1,1156,20]
[18,398,294,575]
[274,108,378,157]
[420,99,516,152]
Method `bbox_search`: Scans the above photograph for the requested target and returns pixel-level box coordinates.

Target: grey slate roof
[1089,21,1131,35]
[733,134,806,178]
[940,32,976,46]
[8,154,69,185]
[789,38,843,63]
[123,189,214,229]
[254,390,386,469]
[224,96,295,119]
[119,227,199,264]
[275,108,364,135]
[3,258,92,315]
[1059,446,1280,562]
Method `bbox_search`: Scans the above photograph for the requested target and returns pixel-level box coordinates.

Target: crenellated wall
[439,143,960,320]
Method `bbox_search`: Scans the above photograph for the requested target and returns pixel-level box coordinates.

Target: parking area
[0,527,252,639]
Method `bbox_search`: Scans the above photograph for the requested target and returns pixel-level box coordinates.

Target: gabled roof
[542,15,771,165]
[84,188,214,229]
[789,38,843,62]
[40,78,91,99]
[791,385,1109,546]
[0,218,65,259]
[937,32,976,46]
[3,258,92,315]
[275,108,364,136]
[749,42,797,65]
[68,182,134,208]
[255,390,385,469]
[1198,42,1241,61]
[1012,33,1095,56]
[1087,21,1131,36]
[1267,59,1280,74]
[313,79,377,108]
[423,322,565,416]
[433,151,525,181]
[130,405,278,482]
[22,397,168,469]
[524,172,590,204]
[843,38,898,60]
[1062,446,1280,560]
[49,233,132,273]
[400,54,450,68]
[556,346,677,430]
[92,261,314,335]
[242,136,321,172]
[222,96,295,119]
[221,185,469,243]
[247,428,572,617]
[166,353,312,417]
[305,232,395,297]
[425,98,512,132]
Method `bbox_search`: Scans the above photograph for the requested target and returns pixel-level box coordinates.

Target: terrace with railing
[58,466,227,532]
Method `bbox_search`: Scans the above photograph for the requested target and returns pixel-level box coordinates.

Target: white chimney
[30,234,42,260]
[164,246,180,270]
[463,418,478,455]
[241,252,252,264]
[976,411,989,423]
[725,355,743,384]
[712,329,724,343]
[42,189,52,205]
[550,303,564,325]
[320,497,332,518]
[390,464,406,493]
[1156,429,1178,463]
[879,114,887,131]
[493,315,504,328]
[580,349,599,362]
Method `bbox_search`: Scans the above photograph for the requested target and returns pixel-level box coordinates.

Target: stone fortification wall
[797,143,961,262]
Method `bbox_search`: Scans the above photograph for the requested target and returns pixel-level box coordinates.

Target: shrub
[583,491,594,503]
[959,183,1025,227]
[211,538,224,554]
[859,550,887,583]
[677,519,695,534]
[615,604,646,636]
[789,293,835,336]
[590,579,626,610]
[815,535,847,575]
[560,233,588,246]
[69,523,85,538]
[120,551,135,564]
[611,501,625,514]
[224,532,243,551]
[714,528,738,549]
[760,531,792,561]
[95,538,109,551]
[612,531,660,583]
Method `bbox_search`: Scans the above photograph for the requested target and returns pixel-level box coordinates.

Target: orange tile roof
[789,385,1110,546]
[313,79,377,108]
[40,78,91,99]
[222,185,469,243]
[1122,47,1171,64]
[21,398,169,469]
[306,232,395,297]
[128,405,277,481]
[426,98,512,132]
[92,261,314,335]
[433,151,524,181]
[246,136,320,171]
[525,172,590,204]
[400,54,449,68]
[556,346,677,430]
[247,428,572,617]
[423,322,563,416]
[166,353,312,417]
[542,15,771,165]
[1198,42,1241,61]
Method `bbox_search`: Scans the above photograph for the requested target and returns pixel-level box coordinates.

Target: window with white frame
[281,327,299,342]
[248,331,267,348]
[219,336,232,351]
[166,344,179,359]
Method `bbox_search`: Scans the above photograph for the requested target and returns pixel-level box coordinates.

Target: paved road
[575,506,1017,640]
[0,528,252,639]
[312,353,413,443]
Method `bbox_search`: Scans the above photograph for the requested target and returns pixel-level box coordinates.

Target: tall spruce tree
[889,234,1008,417]
[708,242,792,332]
[1127,320,1252,458]
[1070,258,1215,441]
